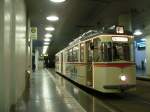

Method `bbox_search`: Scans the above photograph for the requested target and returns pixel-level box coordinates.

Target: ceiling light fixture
[45,33,52,38]
[46,15,59,21]
[44,42,50,45]
[45,27,55,31]
[134,30,143,36]
[44,38,51,41]
[50,0,66,3]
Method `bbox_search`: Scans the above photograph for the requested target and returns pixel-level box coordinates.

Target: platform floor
[13,69,150,112]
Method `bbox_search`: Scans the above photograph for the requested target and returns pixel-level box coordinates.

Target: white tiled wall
[135,48,146,68]
[146,35,150,77]
[0,0,28,111]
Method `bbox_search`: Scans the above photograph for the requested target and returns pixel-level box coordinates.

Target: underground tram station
[0,0,150,112]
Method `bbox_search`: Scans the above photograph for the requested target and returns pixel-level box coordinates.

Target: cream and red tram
[55,26,136,93]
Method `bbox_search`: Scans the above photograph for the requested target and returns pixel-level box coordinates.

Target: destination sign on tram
[112,37,128,42]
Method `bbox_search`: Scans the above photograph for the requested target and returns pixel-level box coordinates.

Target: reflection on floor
[13,69,86,112]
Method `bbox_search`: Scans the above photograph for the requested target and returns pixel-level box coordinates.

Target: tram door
[85,40,93,87]
[61,53,63,73]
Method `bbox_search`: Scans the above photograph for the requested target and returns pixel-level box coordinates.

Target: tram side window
[64,51,67,62]
[55,56,59,63]
[73,46,79,62]
[67,50,69,62]
[93,38,102,62]
[67,49,73,62]
[86,41,93,62]
[80,43,84,62]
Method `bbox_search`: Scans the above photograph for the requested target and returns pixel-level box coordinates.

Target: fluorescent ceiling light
[45,27,55,31]
[45,33,52,38]
[44,38,51,41]
[44,42,50,45]
[134,30,143,36]
[50,0,66,3]
[46,15,59,21]
[44,54,48,56]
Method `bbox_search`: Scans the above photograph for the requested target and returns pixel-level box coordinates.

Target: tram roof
[55,28,133,54]
[68,29,133,46]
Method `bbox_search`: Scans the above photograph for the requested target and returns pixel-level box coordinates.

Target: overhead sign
[30,27,37,40]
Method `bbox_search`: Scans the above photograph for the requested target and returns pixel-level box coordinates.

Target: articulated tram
[55,26,136,93]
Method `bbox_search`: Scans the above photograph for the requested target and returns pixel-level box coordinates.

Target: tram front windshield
[93,41,131,62]
[112,43,130,61]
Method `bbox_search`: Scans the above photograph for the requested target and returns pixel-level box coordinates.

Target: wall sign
[30,27,37,40]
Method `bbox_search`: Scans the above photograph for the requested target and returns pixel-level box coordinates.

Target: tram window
[93,40,130,62]
[102,42,112,62]
[64,51,67,62]
[93,38,102,62]
[112,43,130,61]
[67,50,69,62]
[55,56,59,63]
[80,43,84,62]
[86,41,93,62]
[73,46,79,62]
[93,40,112,62]
[67,49,73,62]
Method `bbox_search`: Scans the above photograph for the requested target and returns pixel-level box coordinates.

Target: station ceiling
[26,0,150,56]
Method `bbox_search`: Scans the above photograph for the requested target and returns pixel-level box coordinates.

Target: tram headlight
[120,75,127,81]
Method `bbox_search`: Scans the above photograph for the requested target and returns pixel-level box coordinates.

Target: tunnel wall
[0,0,27,111]
[144,24,150,77]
